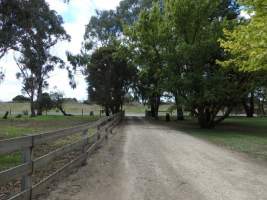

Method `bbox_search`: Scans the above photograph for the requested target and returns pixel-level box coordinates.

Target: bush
[15,114,22,118]
[38,93,54,112]
[12,95,30,102]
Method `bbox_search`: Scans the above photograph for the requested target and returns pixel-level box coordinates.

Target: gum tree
[14,0,70,116]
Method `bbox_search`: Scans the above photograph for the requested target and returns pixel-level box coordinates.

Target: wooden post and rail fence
[0,111,125,200]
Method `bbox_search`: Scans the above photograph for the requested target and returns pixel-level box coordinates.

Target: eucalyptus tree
[116,0,153,25]
[67,8,122,72]
[13,0,70,116]
[68,0,152,112]
[0,0,68,57]
[0,0,71,87]
[83,10,122,50]
[16,42,67,116]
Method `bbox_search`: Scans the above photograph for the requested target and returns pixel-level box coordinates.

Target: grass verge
[169,117,267,161]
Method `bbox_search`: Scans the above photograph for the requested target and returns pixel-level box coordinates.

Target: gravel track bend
[43,117,267,200]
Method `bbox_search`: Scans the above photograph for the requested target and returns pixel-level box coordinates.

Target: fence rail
[0,112,124,200]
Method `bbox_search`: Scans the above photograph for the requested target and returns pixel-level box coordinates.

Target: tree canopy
[68,0,266,128]
[87,44,136,116]
[0,0,70,116]
[219,0,267,71]
[0,0,68,58]
[125,3,165,118]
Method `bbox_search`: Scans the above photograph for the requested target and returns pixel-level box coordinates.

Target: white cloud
[0,0,122,101]
[46,0,68,13]
[92,0,121,10]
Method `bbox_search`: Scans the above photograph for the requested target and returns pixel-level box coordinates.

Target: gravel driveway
[43,117,267,200]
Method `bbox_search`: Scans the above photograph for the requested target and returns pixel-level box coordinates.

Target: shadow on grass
[156,116,267,161]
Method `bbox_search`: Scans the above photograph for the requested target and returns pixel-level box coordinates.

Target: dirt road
[43,117,267,200]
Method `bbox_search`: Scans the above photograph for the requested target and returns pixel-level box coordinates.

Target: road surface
[43,117,267,200]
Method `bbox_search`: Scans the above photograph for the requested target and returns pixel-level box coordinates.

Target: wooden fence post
[105,126,109,140]
[82,130,88,166]
[21,137,33,199]
[97,126,101,141]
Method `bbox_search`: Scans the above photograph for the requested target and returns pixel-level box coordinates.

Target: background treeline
[69,0,267,128]
[0,0,74,117]
[0,0,266,128]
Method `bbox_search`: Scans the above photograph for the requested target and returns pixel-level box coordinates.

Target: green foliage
[67,0,154,116]
[11,1,70,116]
[12,95,30,102]
[87,44,136,115]
[49,91,72,116]
[125,3,166,117]
[66,0,265,128]
[38,93,54,112]
[116,0,153,25]
[219,0,267,71]
[84,10,122,49]
[0,0,68,58]
[158,0,253,128]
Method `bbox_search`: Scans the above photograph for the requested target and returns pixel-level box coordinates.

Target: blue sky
[0,0,122,101]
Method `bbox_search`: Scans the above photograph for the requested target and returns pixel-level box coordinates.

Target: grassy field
[2,102,266,171]
[0,102,174,115]
[0,115,99,171]
[0,102,101,116]
[124,103,174,114]
[166,117,267,161]
[0,102,172,172]
[0,115,99,139]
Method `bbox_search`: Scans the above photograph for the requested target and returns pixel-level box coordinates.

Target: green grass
[169,117,267,161]
[0,102,174,115]
[0,153,21,171]
[0,115,99,170]
[0,115,99,139]
[0,102,101,115]
[123,103,175,114]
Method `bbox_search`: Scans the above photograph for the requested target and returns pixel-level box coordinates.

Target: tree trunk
[258,100,265,116]
[175,95,184,121]
[242,92,254,118]
[176,107,184,121]
[197,108,215,129]
[115,104,120,114]
[155,95,160,119]
[105,105,110,116]
[150,96,155,118]
[149,95,160,119]
[58,106,72,116]
[2,111,9,119]
[36,81,43,116]
[30,102,35,117]
[197,106,233,129]
[30,94,35,117]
